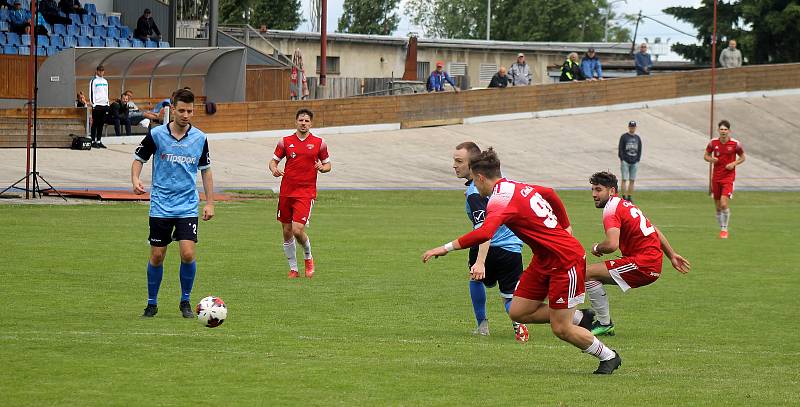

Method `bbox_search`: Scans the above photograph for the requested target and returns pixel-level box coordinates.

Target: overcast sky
[298,0,703,61]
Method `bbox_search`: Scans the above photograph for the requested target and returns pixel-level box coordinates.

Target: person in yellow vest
[559,52,586,82]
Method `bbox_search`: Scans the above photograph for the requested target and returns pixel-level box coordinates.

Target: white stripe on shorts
[608,262,636,292]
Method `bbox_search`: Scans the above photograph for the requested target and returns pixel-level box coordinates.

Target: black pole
[630,10,642,54]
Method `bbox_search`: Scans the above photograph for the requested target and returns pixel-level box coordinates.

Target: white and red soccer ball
[195,296,227,328]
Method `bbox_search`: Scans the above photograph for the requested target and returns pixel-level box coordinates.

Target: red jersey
[273,133,330,198]
[602,195,661,262]
[457,179,585,269]
[705,137,743,183]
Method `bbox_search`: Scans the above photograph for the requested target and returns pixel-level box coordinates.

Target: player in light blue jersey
[453,142,528,342]
[131,88,215,318]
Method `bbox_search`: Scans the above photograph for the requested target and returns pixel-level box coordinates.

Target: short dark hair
[469,147,502,179]
[296,108,314,120]
[718,119,731,129]
[96,64,105,71]
[171,88,194,106]
[590,171,618,191]
[455,141,481,159]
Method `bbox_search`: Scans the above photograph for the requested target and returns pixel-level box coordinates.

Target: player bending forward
[585,171,691,336]
[423,149,621,374]
[269,108,331,278]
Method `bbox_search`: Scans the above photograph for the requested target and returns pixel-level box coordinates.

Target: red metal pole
[708,0,718,195]
[25,0,37,199]
[320,0,327,87]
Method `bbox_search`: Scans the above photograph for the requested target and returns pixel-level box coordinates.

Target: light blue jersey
[465,181,522,253]
[134,124,211,218]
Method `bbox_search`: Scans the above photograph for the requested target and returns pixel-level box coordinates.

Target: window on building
[416,61,430,81]
[479,64,498,82]
[448,62,467,76]
[316,56,341,75]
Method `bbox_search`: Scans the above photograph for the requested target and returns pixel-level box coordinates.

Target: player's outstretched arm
[592,227,620,257]
[201,168,215,221]
[655,227,690,274]
[268,159,284,177]
[422,240,463,263]
[131,160,146,195]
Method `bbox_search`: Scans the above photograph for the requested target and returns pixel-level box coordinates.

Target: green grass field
[2,190,799,406]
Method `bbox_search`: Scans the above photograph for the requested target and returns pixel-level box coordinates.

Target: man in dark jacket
[134,8,161,42]
[38,0,72,25]
[560,52,585,82]
[618,121,643,201]
[107,92,132,137]
[487,66,510,88]
[59,0,86,15]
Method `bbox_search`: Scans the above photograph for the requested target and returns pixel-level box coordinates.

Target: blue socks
[469,280,487,325]
[503,297,512,314]
[179,261,196,302]
[147,263,164,305]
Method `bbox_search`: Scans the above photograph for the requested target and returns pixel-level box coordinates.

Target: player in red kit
[269,108,331,278]
[704,120,746,239]
[422,149,622,374]
[584,171,691,336]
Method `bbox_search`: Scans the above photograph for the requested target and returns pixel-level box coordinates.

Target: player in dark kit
[423,148,622,374]
[131,88,215,318]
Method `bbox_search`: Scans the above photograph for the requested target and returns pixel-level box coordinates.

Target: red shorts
[514,257,586,309]
[277,197,314,224]
[711,181,734,200]
[604,256,662,292]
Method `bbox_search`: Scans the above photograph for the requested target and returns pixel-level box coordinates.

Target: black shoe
[96,142,107,149]
[593,350,622,374]
[142,304,158,317]
[91,141,98,148]
[578,308,596,331]
[179,300,194,318]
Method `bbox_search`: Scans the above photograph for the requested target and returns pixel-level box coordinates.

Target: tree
[405,0,630,42]
[338,0,400,35]
[218,0,302,30]
[663,0,743,64]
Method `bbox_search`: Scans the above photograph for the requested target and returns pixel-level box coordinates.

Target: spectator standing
[134,8,161,42]
[719,39,742,68]
[580,48,603,80]
[487,66,510,88]
[88,65,109,149]
[58,0,86,15]
[9,2,30,35]
[634,43,653,75]
[509,53,532,86]
[559,52,585,82]
[289,49,309,100]
[426,61,460,92]
[618,120,642,202]
[38,0,72,25]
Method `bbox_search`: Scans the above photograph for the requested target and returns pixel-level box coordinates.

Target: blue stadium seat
[80,14,91,25]
[69,14,81,25]
[131,39,143,48]
[3,45,16,55]
[145,40,157,48]
[18,45,29,55]
[106,26,118,38]
[0,32,5,44]
[50,35,64,48]
[36,47,46,56]
[0,21,8,32]
[67,24,78,36]
[21,34,29,45]
[46,46,57,56]
[54,24,67,36]
[63,36,77,48]
[93,26,106,37]
[36,35,49,47]
[0,9,8,22]
[105,38,116,47]
[118,38,130,47]
[90,37,103,47]
[84,3,97,14]
[119,26,130,38]
[79,25,91,37]
[78,36,91,47]
[6,32,20,45]
[158,41,170,48]
[107,16,121,27]
[94,14,106,26]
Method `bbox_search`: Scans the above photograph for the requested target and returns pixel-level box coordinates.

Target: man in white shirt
[89,65,110,148]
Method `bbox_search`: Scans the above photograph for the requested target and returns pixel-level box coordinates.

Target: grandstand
[0,2,170,57]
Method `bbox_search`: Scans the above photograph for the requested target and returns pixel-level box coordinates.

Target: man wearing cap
[580,48,603,80]
[618,121,642,201]
[89,65,110,148]
[509,53,532,86]
[135,8,161,42]
[426,61,460,93]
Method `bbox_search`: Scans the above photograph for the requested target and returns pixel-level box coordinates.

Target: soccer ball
[195,296,227,328]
